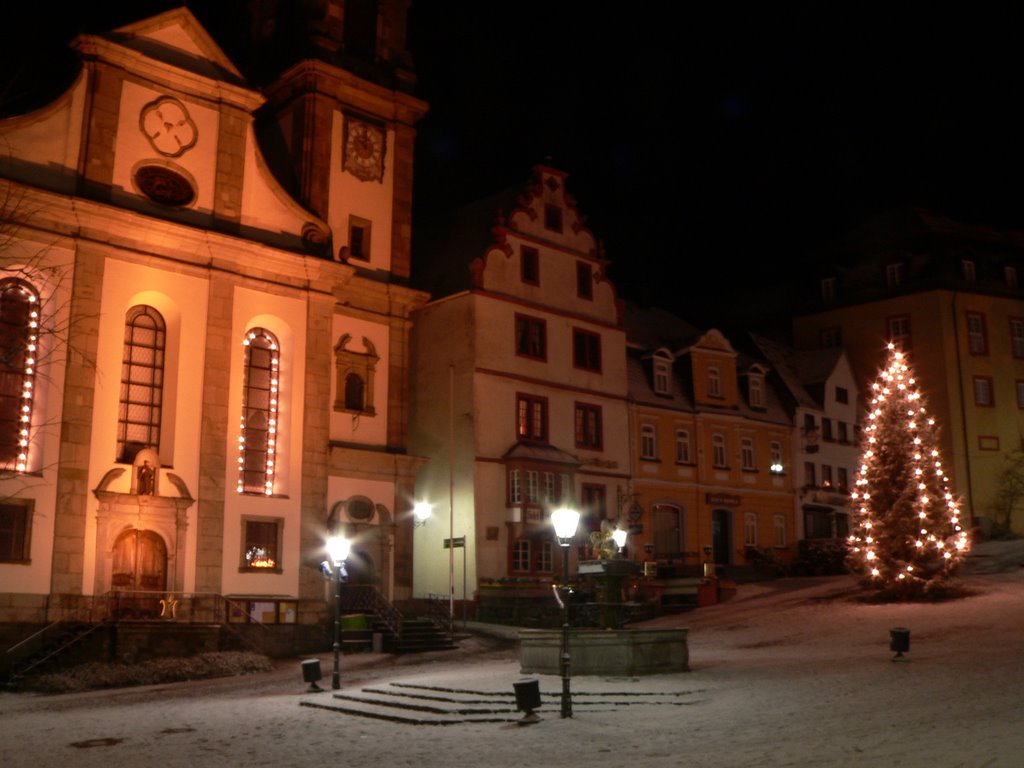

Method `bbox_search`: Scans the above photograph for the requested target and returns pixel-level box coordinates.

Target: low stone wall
[519,627,688,676]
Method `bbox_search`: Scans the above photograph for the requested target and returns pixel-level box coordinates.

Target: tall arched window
[0,279,39,472]
[239,328,280,495]
[117,305,166,463]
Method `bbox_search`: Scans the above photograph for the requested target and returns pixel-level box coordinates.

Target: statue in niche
[137,460,156,496]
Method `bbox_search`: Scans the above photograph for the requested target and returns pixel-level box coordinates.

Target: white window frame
[973,376,993,406]
[675,429,691,464]
[773,514,786,547]
[640,423,658,460]
[886,262,903,288]
[888,316,911,350]
[962,259,976,283]
[653,358,670,395]
[509,469,521,504]
[1011,318,1024,358]
[708,365,722,397]
[712,433,727,468]
[967,312,987,355]
[748,375,764,408]
[741,437,755,470]
[744,512,758,547]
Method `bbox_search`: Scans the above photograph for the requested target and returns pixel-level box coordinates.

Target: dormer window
[653,359,670,395]
[962,259,976,284]
[708,365,722,398]
[1006,266,1018,290]
[886,262,903,288]
[748,375,764,408]
[820,277,835,302]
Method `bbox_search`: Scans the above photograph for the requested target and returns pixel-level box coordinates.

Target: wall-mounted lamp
[413,501,433,527]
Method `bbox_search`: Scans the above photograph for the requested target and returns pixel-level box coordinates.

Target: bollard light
[890,627,910,661]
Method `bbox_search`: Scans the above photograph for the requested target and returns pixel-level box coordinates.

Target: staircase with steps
[339,585,458,654]
[5,621,105,688]
[300,681,706,725]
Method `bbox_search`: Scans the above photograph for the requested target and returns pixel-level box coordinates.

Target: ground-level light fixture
[550,506,580,718]
[890,627,910,661]
[325,534,352,689]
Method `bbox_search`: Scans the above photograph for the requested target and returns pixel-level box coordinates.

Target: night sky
[5,3,1024,329]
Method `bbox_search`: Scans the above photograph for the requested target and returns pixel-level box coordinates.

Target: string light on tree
[847,343,969,597]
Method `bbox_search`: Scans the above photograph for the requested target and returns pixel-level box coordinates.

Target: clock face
[344,118,385,182]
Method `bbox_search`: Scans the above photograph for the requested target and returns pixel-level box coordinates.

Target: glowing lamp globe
[551,507,581,543]
[326,535,352,566]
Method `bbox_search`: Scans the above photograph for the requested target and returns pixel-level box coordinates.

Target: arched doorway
[346,549,375,584]
[111,529,167,591]
[712,509,732,566]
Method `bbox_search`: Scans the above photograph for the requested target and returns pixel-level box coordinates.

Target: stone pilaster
[194,275,233,594]
[78,64,122,195]
[50,247,104,595]
[298,292,334,618]
[386,313,412,450]
[389,122,417,279]
[213,105,247,227]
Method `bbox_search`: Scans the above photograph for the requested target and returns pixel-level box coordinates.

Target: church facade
[0,4,427,647]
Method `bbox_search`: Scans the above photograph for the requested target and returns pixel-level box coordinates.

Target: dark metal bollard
[513,678,542,725]
[889,627,910,660]
[302,658,323,691]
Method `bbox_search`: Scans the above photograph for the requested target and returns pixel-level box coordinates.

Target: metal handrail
[338,585,404,640]
[424,593,455,636]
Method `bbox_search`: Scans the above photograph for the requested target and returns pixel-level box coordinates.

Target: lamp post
[551,506,580,719]
[326,535,351,690]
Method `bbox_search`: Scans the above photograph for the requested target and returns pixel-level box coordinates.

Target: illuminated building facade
[408,166,630,600]
[0,3,427,646]
[623,309,797,575]
[793,208,1024,535]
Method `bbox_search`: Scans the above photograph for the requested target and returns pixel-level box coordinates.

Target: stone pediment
[105,7,244,83]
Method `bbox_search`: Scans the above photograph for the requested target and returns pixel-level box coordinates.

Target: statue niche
[334,334,378,415]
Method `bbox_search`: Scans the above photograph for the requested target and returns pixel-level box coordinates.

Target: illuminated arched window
[0,279,39,472]
[239,328,280,495]
[117,305,166,463]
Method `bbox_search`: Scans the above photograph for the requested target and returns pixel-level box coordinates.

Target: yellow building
[624,307,796,577]
[793,209,1024,534]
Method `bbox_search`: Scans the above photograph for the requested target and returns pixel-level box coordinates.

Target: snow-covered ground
[3,540,1024,768]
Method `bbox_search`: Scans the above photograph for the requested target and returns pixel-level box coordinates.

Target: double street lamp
[325,535,352,690]
[550,506,581,719]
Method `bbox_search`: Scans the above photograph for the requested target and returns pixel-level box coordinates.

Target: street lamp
[551,506,580,719]
[611,527,628,554]
[325,534,351,690]
[413,501,432,527]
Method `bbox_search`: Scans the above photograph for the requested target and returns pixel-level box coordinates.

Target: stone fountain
[519,522,689,676]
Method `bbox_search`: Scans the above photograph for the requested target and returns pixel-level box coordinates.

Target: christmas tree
[847,343,969,597]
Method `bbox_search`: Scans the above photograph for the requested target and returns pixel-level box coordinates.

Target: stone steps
[299,681,708,725]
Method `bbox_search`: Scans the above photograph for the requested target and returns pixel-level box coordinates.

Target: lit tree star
[846,343,969,597]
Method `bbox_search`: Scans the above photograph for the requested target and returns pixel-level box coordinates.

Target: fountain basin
[519,627,688,676]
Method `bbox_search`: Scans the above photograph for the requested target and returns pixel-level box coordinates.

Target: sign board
[706,493,741,506]
[443,537,466,549]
